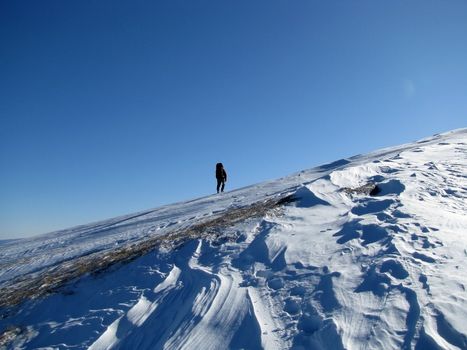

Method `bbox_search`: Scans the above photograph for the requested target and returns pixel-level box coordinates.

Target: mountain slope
[1,129,466,349]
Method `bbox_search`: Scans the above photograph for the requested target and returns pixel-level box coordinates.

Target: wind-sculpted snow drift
[1,129,467,349]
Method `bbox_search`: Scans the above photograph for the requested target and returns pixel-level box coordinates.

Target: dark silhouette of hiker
[216,163,227,193]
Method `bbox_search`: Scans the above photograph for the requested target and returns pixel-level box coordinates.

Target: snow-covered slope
[1,129,466,349]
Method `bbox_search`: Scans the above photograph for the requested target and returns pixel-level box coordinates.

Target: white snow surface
[1,128,467,349]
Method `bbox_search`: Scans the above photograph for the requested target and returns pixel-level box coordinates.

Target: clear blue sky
[1,0,466,239]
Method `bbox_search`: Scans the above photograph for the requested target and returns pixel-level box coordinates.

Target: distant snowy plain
[0,129,466,349]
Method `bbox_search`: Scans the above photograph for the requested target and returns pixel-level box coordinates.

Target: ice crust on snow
[1,128,467,349]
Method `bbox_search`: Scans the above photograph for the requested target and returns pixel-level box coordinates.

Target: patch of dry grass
[0,195,292,309]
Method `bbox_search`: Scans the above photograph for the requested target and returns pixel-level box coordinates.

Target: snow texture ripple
[0,128,466,349]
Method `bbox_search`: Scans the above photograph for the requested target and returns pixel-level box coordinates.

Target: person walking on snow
[216,163,227,193]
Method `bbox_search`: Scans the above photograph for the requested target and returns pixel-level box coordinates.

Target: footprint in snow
[297,314,322,334]
[380,259,409,279]
[284,297,301,315]
[290,285,307,296]
[267,278,284,290]
[412,252,436,263]
[419,274,430,291]
[351,199,395,216]
[421,238,436,249]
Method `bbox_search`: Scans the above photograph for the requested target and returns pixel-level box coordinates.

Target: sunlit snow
[1,129,466,349]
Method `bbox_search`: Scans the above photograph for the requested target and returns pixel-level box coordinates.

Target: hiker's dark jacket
[216,167,227,181]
